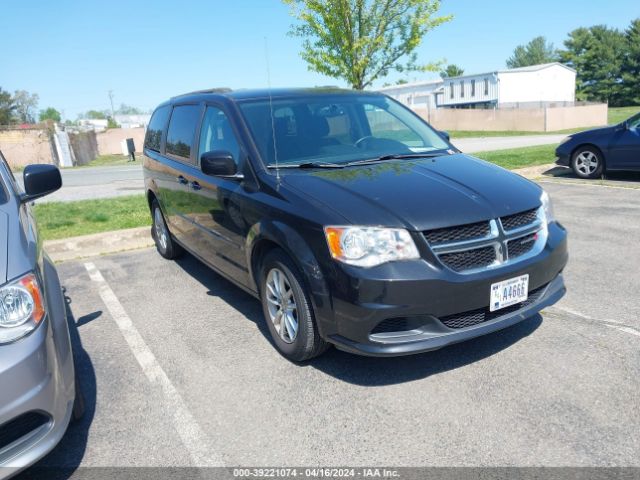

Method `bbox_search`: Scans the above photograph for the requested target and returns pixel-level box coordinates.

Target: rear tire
[151,199,183,260]
[72,374,85,422]
[571,146,604,179]
[259,249,330,361]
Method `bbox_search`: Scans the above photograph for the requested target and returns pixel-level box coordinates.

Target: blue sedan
[556,112,640,178]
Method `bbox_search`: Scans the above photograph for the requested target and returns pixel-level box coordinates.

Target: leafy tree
[283,0,452,89]
[621,19,640,106]
[0,87,15,125]
[560,26,627,106]
[116,103,144,115]
[507,36,559,68]
[39,107,61,123]
[107,117,119,128]
[440,64,464,78]
[85,110,108,120]
[12,90,39,124]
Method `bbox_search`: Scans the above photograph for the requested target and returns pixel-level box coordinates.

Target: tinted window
[144,105,170,152]
[166,105,201,160]
[198,107,241,165]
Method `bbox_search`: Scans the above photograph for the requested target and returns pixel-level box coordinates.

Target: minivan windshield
[0,154,11,204]
[239,94,450,167]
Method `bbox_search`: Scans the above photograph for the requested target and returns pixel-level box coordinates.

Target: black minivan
[143,88,568,361]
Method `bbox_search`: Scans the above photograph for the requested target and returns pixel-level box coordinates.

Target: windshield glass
[628,112,640,129]
[238,94,450,167]
[0,154,10,204]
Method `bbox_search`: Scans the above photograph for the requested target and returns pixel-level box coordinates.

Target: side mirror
[439,130,451,141]
[21,164,62,202]
[200,151,242,179]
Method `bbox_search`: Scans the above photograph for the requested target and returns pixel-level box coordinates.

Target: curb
[44,226,154,263]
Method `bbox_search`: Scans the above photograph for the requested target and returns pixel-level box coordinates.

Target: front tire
[571,146,604,179]
[151,199,183,259]
[259,250,330,361]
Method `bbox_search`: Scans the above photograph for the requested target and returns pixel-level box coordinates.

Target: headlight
[0,273,45,344]
[540,190,555,224]
[558,136,572,146]
[324,226,420,267]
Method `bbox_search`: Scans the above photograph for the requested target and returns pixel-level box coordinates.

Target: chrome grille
[439,246,497,272]
[500,208,538,231]
[439,284,547,329]
[507,233,537,259]
[425,207,545,274]
[424,221,490,246]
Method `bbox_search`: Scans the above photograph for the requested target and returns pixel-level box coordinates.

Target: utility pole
[108,90,115,118]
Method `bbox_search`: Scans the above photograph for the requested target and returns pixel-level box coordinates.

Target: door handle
[177,175,188,185]
[190,181,202,191]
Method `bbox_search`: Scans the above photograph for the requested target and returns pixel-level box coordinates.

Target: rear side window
[166,105,201,161]
[144,105,171,152]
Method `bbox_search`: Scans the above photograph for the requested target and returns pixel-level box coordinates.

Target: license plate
[490,274,529,312]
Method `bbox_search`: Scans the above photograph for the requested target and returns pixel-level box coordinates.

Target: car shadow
[174,252,542,386]
[543,166,640,184]
[21,291,98,480]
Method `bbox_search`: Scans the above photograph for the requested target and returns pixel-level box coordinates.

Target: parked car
[0,153,82,479]
[143,88,568,361]
[555,112,640,178]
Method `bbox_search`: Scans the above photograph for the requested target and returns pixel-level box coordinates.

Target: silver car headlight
[324,226,420,267]
[0,273,46,344]
[540,190,555,224]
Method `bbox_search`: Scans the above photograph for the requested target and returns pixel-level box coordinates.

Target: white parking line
[549,305,640,338]
[84,262,224,467]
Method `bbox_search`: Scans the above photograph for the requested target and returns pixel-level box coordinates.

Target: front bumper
[317,222,568,357]
[329,273,565,356]
[555,147,571,167]
[0,315,75,479]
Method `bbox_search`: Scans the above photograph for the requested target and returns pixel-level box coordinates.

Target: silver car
[0,152,81,479]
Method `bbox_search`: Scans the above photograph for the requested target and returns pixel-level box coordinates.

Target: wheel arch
[246,220,331,314]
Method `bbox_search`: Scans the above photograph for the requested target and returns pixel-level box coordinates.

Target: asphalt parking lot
[29,179,640,474]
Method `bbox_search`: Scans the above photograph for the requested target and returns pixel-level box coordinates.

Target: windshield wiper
[345,151,451,167]
[267,162,344,169]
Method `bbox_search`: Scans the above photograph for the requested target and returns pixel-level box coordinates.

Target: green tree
[39,107,61,123]
[12,90,39,123]
[621,19,640,106]
[84,110,108,120]
[0,87,15,125]
[116,103,143,115]
[283,0,452,89]
[507,36,559,68]
[440,64,464,78]
[560,26,627,106]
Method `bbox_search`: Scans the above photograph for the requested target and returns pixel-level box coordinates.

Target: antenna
[264,37,280,183]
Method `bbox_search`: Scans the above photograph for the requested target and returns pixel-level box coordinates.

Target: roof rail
[171,88,232,99]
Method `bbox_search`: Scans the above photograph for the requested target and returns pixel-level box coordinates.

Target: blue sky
[1,0,636,119]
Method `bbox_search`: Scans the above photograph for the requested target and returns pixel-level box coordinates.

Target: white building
[114,114,151,129]
[377,63,576,110]
[376,79,442,110]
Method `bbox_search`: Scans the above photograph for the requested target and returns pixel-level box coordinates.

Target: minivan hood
[283,154,542,231]
[0,211,7,284]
